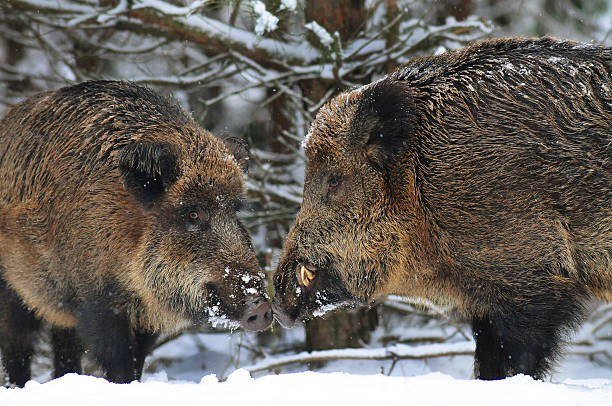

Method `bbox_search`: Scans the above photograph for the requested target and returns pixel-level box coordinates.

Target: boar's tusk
[299,264,316,287]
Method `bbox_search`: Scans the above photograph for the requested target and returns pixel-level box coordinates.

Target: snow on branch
[122,8,317,68]
[279,0,297,12]
[129,66,239,87]
[131,0,214,18]
[251,1,278,36]
[305,21,334,48]
[8,0,319,70]
[7,0,97,14]
[242,342,475,376]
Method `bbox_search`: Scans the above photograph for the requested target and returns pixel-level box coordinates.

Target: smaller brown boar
[0,81,272,386]
[272,37,612,380]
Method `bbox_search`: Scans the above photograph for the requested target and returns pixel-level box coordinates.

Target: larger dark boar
[272,37,612,380]
[0,81,272,386]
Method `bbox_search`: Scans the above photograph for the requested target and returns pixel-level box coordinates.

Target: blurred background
[1,0,611,382]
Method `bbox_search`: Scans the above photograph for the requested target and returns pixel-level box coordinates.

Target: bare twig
[384,296,472,341]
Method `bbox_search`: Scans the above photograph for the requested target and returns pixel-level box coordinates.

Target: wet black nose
[241,297,273,331]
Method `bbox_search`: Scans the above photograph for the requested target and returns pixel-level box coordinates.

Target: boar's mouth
[273,259,355,328]
[200,283,272,331]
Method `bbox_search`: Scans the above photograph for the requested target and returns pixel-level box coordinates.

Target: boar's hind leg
[51,326,82,379]
[133,329,158,380]
[77,301,138,383]
[0,280,41,387]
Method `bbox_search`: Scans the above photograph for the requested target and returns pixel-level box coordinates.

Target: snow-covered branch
[242,342,475,376]
[7,0,318,71]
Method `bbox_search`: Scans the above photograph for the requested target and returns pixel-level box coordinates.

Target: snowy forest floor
[2,303,612,405]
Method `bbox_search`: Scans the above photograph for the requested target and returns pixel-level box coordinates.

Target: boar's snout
[271,252,302,328]
[241,296,273,331]
[271,300,296,328]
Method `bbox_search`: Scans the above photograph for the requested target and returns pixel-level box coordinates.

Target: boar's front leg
[77,300,137,383]
[0,280,41,387]
[51,326,82,379]
[472,315,518,379]
[133,329,158,380]
[472,285,584,380]
[473,313,559,379]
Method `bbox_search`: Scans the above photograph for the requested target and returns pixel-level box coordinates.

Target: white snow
[312,303,345,316]
[206,315,240,330]
[2,368,612,406]
[205,305,240,330]
[279,0,297,11]
[252,1,279,36]
[500,61,515,73]
[305,21,334,47]
[3,312,612,406]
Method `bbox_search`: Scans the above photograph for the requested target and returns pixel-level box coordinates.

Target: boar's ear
[222,136,250,173]
[354,79,413,171]
[118,142,180,209]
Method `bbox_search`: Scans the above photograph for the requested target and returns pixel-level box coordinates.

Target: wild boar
[272,37,612,380]
[0,80,272,386]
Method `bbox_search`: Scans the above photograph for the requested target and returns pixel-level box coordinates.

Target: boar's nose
[241,296,273,331]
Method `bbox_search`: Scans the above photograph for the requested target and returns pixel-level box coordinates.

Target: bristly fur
[0,80,268,385]
[274,37,612,380]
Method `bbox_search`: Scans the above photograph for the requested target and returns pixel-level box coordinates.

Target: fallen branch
[242,341,474,375]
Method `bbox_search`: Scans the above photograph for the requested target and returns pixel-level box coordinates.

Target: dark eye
[189,211,199,222]
[327,176,340,193]
[186,208,209,228]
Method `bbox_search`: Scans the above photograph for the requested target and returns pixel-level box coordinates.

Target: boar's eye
[327,175,341,195]
[186,208,209,229]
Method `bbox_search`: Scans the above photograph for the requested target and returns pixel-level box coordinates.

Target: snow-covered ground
[3,308,612,406]
[3,369,612,406]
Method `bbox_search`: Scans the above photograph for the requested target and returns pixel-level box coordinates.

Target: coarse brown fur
[272,37,612,380]
[0,81,271,386]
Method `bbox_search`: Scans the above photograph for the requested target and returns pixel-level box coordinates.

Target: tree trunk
[304,0,366,42]
[301,0,378,354]
[436,0,474,23]
[305,308,379,352]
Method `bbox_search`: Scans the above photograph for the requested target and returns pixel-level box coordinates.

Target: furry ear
[222,136,249,173]
[353,79,413,171]
[118,142,180,209]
